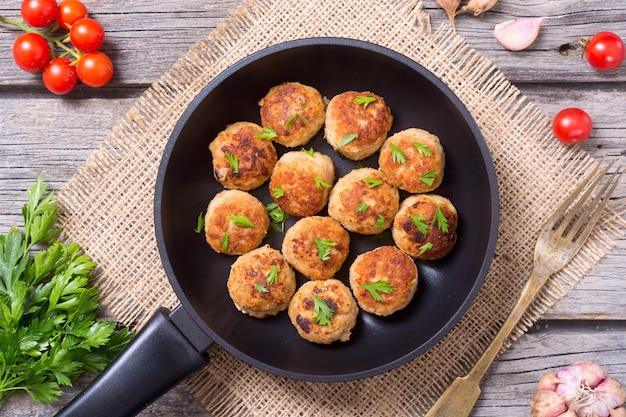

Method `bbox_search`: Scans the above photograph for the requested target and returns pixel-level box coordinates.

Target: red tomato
[69,17,105,52]
[77,52,114,87]
[43,57,78,95]
[20,0,58,28]
[552,108,593,144]
[12,32,51,72]
[585,31,625,71]
[56,0,89,30]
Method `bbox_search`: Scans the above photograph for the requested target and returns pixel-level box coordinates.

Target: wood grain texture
[1,0,625,416]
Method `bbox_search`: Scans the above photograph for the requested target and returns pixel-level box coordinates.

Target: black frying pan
[55,38,499,417]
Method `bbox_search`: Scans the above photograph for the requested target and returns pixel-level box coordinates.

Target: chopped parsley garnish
[390,143,406,164]
[285,112,308,129]
[225,152,239,174]
[373,213,386,229]
[272,187,285,198]
[312,295,334,326]
[409,214,430,235]
[195,211,204,233]
[359,280,395,302]
[256,126,277,140]
[419,242,433,255]
[413,142,433,156]
[339,133,358,147]
[264,202,289,232]
[354,95,377,108]
[364,177,383,188]
[314,177,331,189]
[266,265,279,285]
[312,237,336,261]
[255,283,269,293]
[221,233,229,251]
[302,147,315,156]
[356,202,369,213]
[419,170,439,186]
[433,205,449,233]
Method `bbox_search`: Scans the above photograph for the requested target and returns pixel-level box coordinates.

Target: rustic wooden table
[1,1,624,416]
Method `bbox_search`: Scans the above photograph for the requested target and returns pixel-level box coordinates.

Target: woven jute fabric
[57,0,626,416]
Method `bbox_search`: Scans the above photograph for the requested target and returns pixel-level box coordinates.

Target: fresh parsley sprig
[312,237,336,261]
[0,177,133,404]
[311,295,333,326]
[359,280,395,302]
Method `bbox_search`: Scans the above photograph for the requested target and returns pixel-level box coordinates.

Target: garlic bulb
[530,361,626,417]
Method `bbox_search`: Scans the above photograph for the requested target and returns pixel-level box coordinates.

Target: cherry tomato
[43,57,78,95]
[585,31,625,71]
[20,0,58,28]
[56,0,89,30]
[12,32,51,72]
[552,108,593,144]
[77,51,114,87]
[69,17,105,52]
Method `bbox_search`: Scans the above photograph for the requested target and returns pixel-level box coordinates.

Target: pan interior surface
[156,38,498,382]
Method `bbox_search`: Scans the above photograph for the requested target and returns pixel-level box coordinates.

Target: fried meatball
[282,216,350,281]
[392,194,458,260]
[209,121,277,191]
[378,128,445,193]
[227,245,296,318]
[324,90,393,160]
[349,246,418,316]
[327,167,399,235]
[288,279,358,344]
[259,82,326,147]
[269,150,335,217]
[204,190,270,255]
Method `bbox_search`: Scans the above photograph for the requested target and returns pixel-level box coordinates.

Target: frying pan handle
[54,306,212,417]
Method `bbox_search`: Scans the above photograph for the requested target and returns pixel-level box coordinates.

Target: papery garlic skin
[461,0,498,16]
[530,361,626,417]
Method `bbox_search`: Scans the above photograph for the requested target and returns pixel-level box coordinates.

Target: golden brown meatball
[288,279,358,344]
[392,194,458,260]
[327,167,399,235]
[269,150,334,217]
[378,128,445,193]
[324,91,393,160]
[204,190,270,255]
[259,82,326,147]
[281,216,350,281]
[348,246,418,316]
[227,245,296,318]
[209,121,277,191]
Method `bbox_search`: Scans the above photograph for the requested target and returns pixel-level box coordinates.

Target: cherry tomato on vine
[77,51,113,87]
[20,0,58,28]
[43,57,78,95]
[552,108,593,144]
[56,0,89,30]
[69,17,105,52]
[12,32,51,72]
[585,31,625,71]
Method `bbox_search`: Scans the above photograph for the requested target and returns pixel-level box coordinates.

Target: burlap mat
[57,0,626,416]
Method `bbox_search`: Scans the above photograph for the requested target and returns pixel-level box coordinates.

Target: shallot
[493,17,545,51]
[530,361,626,417]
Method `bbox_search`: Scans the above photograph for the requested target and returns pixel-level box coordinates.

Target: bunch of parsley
[0,177,133,404]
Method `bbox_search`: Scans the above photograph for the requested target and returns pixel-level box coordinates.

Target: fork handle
[425,266,550,417]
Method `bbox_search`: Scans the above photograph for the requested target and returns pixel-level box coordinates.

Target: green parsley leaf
[302,147,315,156]
[311,295,334,326]
[266,265,279,285]
[194,212,204,233]
[255,283,269,293]
[264,202,289,232]
[433,205,449,233]
[314,177,331,189]
[354,95,377,108]
[390,143,406,164]
[0,177,133,405]
[419,170,439,186]
[312,237,336,261]
[413,142,433,156]
[373,213,386,229]
[225,152,239,174]
[229,214,255,228]
[419,242,433,255]
[221,233,229,251]
[408,214,430,236]
[272,187,285,198]
[285,112,308,129]
[256,126,277,140]
[359,280,395,302]
[364,177,383,188]
[356,202,369,213]
[339,133,358,147]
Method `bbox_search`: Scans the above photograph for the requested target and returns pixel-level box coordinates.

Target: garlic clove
[597,377,626,409]
[436,0,462,30]
[612,407,626,417]
[530,390,567,417]
[537,373,561,391]
[493,17,545,51]
[461,0,498,16]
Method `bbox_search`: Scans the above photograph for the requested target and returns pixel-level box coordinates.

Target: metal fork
[424,161,624,417]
